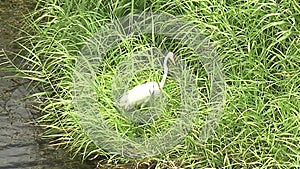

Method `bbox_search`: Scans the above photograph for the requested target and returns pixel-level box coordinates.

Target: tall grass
[4,0,300,168]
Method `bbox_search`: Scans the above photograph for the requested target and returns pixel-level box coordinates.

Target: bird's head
[166,52,176,65]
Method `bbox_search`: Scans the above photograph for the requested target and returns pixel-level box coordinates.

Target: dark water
[0,1,95,168]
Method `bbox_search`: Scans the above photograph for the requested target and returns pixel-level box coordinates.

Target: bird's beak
[170,56,176,65]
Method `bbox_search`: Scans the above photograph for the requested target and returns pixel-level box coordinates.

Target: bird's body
[119,52,175,110]
[119,82,160,110]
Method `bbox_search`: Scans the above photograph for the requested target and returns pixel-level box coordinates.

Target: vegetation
[4,0,300,168]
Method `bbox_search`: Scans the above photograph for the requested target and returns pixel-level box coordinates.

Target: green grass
[3,0,300,168]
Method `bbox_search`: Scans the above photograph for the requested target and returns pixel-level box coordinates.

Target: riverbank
[4,0,300,168]
[0,1,95,168]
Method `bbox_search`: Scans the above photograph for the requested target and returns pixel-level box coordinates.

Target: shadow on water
[0,1,95,168]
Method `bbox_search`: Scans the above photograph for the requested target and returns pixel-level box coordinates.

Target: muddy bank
[0,1,95,168]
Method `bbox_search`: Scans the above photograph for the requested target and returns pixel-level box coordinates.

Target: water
[0,1,95,168]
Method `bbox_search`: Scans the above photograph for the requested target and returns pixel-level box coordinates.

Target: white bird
[119,52,175,110]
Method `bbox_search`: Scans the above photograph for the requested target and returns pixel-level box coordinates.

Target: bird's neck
[159,56,169,88]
